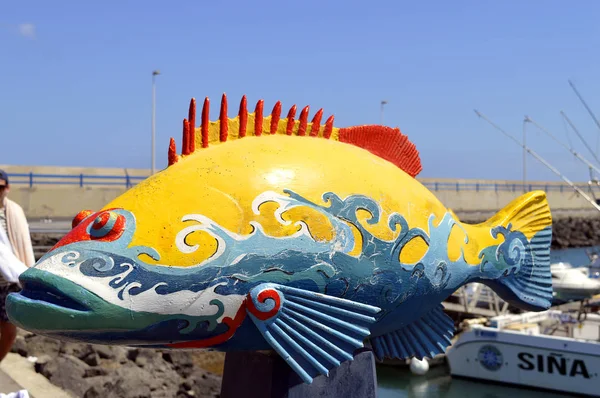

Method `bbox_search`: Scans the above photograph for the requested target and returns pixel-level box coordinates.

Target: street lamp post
[151,70,161,175]
[380,100,388,125]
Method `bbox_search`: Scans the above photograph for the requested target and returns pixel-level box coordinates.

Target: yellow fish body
[7,95,553,384]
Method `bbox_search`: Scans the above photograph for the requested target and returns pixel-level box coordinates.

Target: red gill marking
[166,303,247,349]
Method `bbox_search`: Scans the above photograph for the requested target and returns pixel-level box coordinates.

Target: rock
[11,335,29,357]
[82,352,101,367]
[127,348,140,362]
[33,354,53,373]
[38,354,91,397]
[14,334,62,358]
[60,342,94,360]
[162,351,195,378]
[84,367,108,378]
[93,344,124,360]
[184,368,222,398]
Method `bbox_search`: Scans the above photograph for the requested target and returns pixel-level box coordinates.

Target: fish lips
[7,268,104,334]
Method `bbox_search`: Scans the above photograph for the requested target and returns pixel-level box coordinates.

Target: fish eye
[72,209,94,229]
[89,211,126,240]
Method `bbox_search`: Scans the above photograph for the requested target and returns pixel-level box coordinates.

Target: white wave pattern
[171,191,337,268]
[35,251,245,321]
[252,191,302,225]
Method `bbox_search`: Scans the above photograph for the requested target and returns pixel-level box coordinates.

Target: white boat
[447,310,600,396]
[551,262,600,301]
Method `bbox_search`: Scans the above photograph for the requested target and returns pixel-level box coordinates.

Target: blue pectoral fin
[246,283,381,384]
[370,305,455,361]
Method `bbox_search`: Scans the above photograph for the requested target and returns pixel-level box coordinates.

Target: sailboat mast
[474,109,600,213]
[560,110,600,166]
[524,116,600,175]
[568,80,600,156]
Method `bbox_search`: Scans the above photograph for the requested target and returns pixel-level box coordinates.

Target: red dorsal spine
[220,94,228,142]
[286,105,297,135]
[239,96,248,138]
[182,119,190,156]
[201,97,210,148]
[169,96,422,178]
[255,100,264,136]
[309,109,323,137]
[298,106,309,136]
[270,101,281,134]
[168,138,179,166]
[323,115,334,139]
[188,99,196,154]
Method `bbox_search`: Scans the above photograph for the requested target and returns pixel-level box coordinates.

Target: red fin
[324,115,334,139]
[309,109,323,137]
[188,99,196,153]
[339,126,422,177]
[298,106,309,136]
[168,138,179,166]
[270,101,281,134]
[182,119,190,156]
[286,105,297,135]
[239,96,248,138]
[220,94,228,142]
[255,100,264,136]
[202,97,210,148]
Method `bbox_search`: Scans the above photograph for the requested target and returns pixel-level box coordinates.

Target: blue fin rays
[246,283,381,384]
[370,305,455,360]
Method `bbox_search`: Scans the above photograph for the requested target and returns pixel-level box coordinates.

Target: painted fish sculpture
[7,95,553,384]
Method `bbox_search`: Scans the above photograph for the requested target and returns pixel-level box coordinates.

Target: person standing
[0,170,34,362]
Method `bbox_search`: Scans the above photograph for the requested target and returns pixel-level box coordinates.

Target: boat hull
[447,327,600,396]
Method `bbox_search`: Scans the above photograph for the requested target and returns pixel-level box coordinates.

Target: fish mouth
[17,277,90,312]
[6,268,97,332]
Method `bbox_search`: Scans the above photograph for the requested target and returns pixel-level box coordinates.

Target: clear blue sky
[2,1,600,182]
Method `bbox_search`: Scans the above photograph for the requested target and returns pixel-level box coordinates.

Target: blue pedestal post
[220,348,378,398]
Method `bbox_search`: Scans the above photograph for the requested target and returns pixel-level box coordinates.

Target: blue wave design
[39,190,544,338]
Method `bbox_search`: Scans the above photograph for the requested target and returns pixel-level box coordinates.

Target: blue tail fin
[476,191,553,311]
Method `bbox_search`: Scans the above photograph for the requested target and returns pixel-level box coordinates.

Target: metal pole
[380,100,388,125]
[525,115,600,176]
[151,70,161,175]
[560,111,600,166]
[474,109,600,213]
[568,80,600,157]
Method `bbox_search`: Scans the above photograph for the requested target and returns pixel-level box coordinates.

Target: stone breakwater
[11,330,224,398]
[550,217,600,249]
